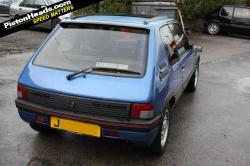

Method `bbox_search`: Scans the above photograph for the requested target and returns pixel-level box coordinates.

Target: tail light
[17,84,28,100]
[131,103,154,119]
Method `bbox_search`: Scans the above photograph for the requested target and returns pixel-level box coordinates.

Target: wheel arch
[162,94,176,114]
[207,20,221,26]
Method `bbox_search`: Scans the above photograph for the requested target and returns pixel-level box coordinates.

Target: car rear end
[15,17,160,145]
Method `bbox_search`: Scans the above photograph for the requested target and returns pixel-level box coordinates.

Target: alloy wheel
[208,23,220,35]
[160,113,169,147]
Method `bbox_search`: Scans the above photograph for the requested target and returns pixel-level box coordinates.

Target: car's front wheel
[150,108,170,155]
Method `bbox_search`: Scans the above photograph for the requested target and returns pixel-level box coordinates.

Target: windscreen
[34,24,149,76]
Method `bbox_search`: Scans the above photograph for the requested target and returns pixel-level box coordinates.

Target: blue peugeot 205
[15,14,202,155]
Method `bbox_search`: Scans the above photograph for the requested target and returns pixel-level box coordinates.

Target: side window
[168,23,189,57]
[20,0,46,8]
[160,25,179,65]
[20,0,34,7]
[33,0,46,8]
[220,6,234,18]
[234,7,250,19]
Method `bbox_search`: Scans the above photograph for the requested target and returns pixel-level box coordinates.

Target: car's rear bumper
[16,99,160,145]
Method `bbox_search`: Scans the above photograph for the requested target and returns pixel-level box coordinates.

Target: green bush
[74,0,249,19]
[182,0,245,20]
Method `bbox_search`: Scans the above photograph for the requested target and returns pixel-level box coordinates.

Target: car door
[232,7,250,35]
[219,6,234,32]
[19,0,47,15]
[159,24,182,99]
[18,0,35,15]
[168,23,193,90]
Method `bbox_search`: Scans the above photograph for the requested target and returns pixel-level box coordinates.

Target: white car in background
[10,0,71,29]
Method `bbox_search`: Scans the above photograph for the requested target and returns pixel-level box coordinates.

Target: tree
[245,0,250,6]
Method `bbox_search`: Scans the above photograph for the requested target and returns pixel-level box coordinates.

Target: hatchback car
[15,15,202,155]
[204,5,250,35]
[10,0,71,29]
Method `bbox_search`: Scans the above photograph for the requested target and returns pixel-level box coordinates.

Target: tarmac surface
[1,17,250,166]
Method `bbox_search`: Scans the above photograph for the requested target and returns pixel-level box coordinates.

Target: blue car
[15,15,202,155]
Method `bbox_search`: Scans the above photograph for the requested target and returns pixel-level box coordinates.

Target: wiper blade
[97,67,141,75]
[66,67,141,80]
[66,67,96,80]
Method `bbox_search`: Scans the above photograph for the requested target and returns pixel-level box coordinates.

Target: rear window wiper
[96,67,141,75]
[66,67,97,80]
[66,67,141,80]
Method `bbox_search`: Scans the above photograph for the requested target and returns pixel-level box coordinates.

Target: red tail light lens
[131,103,154,119]
[17,84,28,100]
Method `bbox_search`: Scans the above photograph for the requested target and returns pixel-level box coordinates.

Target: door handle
[19,8,22,10]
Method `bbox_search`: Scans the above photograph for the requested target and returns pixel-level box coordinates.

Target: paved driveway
[0,24,250,166]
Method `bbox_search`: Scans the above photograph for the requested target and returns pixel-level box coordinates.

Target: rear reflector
[103,130,119,138]
[131,103,154,119]
[36,115,46,124]
[17,84,28,100]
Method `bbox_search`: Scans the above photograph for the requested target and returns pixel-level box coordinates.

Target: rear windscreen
[34,24,149,76]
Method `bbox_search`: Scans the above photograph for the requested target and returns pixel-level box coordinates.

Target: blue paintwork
[17,15,199,145]
[18,109,50,126]
[75,15,149,25]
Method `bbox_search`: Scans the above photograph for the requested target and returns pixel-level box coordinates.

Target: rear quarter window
[234,7,250,19]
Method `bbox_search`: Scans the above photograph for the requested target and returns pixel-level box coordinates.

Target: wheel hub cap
[208,24,219,34]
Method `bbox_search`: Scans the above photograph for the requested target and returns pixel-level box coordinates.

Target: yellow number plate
[50,117,101,138]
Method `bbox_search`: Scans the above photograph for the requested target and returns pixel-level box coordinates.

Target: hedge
[74,0,132,16]
[74,0,249,20]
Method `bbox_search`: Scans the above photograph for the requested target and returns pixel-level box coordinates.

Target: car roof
[68,14,175,26]
[223,5,250,8]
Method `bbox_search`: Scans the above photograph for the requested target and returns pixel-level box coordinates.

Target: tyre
[186,63,199,92]
[207,22,220,35]
[14,14,20,19]
[30,123,54,133]
[51,19,61,30]
[150,108,170,155]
